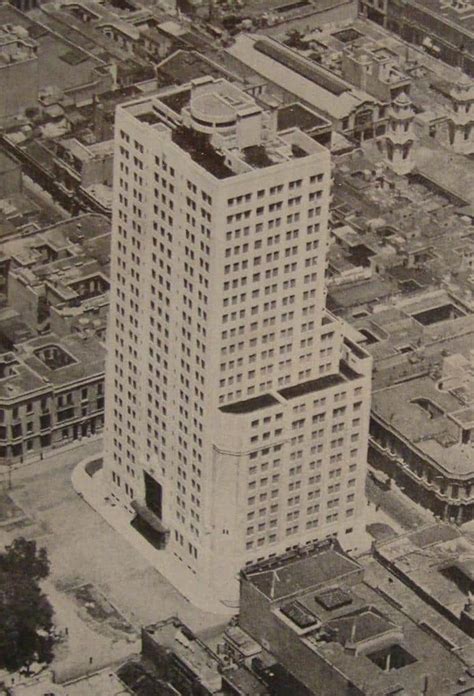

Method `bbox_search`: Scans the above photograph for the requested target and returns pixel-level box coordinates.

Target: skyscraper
[104,77,372,606]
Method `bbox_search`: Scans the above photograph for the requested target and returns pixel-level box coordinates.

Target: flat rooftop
[329,278,395,311]
[0,5,107,93]
[219,358,363,416]
[143,618,221,692]
[222,665,270,695]
[242,541,474,695]
[375,523,474,623]
[243,542,361,601]
[18,333,105,388]
[277,102,332,133]
[0,355,46,401]
[406,0,474,34]
[220,393,279,415]
[372,373,473,476]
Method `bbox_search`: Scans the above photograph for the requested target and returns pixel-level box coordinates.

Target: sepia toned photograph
[0,0,473,692]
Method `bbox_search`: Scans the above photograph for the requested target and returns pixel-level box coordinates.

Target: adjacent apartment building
[103,77,372,605]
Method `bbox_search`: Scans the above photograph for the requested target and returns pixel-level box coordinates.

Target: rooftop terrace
[219,357,363,416]
[171,125,234,179]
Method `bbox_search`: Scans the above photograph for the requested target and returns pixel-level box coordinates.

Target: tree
[0,538,50,581]
[0,538,54,673]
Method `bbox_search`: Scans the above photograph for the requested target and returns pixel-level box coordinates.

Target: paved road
[0,442,224,680]
[366,474,434,532]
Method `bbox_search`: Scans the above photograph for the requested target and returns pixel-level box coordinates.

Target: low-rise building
[0,24,39,123]
[141,617,223,695]
[238,539,474,695]
[53,138,113,200]
[359,0,474,76]
[228,34,389,143]
[369,346,474,524]
[5,213,110,338]
[139,616,307,696]
[0,215,109,469]
[327,153,474,316]
[0,4,113,105]
[0,332,105,467]
[341,41,411,103]
[374,523,474,638]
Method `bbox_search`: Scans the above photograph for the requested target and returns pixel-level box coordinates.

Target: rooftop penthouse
[121,77,325,180]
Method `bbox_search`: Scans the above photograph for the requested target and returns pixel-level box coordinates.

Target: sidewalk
[72,456,235,618]
[1,436,102,486]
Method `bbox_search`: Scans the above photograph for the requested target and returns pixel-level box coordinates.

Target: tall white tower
[448,71,474,155]
[384,92,415,176]
[104,77,372,607]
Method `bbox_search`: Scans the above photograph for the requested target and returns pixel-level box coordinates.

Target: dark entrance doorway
[145,472,163,519]
[130,473,168,550]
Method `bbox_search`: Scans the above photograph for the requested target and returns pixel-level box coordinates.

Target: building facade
[0,334,105,472]
[238,539,474,696]
[369,351,474,524]
[103,77,372,605]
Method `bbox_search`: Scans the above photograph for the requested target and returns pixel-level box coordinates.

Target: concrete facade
[103,76,372,607]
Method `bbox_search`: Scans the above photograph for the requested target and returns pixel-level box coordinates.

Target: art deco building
[103,77,372,605]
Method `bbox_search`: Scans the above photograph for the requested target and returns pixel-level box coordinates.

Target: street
[0,441,225,681]
[366,473,434,532]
